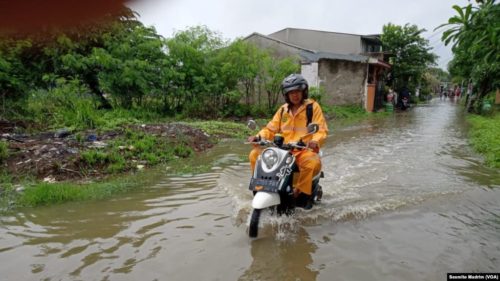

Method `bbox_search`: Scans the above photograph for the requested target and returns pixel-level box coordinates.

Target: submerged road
[0,100,499,281]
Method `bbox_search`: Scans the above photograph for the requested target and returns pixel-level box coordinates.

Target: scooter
[401,97,410,110]
[246,120,324,238]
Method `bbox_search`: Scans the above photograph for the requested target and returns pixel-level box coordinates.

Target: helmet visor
[282,84,304,95]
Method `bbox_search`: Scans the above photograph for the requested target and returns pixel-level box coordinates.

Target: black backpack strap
[306,103,313,126]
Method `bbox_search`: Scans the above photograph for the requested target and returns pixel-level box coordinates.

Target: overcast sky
[127,0,470,70]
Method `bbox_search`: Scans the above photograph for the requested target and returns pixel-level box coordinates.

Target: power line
[425,29,444,41]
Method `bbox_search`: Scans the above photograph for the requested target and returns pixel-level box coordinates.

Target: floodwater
[1,100,499,281]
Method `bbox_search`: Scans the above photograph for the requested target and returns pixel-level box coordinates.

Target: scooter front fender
[252,192,280,209]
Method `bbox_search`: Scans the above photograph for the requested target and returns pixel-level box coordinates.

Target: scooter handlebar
[244,140,311,151]
[244,140,274,146]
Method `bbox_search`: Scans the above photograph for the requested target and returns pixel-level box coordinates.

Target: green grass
[322,105,368,120]
[16,175,147,207]
[189,120,254,139]
[78,128,195,174]
[0,140,8,163]
[467,112,500,168]
[98,108,169,130]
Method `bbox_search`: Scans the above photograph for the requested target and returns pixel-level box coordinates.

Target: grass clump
[16,176,147,207]
[0,140,8,163]
[467,112,500,168]
[27,78,101,130]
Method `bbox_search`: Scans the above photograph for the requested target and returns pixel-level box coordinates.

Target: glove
[307,141,319,152]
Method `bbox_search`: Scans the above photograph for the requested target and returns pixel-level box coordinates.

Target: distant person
[451,85,459,101]
[398,86,410,109]
[387,88,395,105]
[455,85,461,99]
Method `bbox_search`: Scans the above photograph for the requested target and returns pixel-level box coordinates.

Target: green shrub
[27,78,101,130]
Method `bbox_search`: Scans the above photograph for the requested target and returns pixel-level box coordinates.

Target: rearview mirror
[247,120,258,130]
[307,123,319,134]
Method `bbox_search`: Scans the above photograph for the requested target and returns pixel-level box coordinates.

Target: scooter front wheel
[249,208,262,238]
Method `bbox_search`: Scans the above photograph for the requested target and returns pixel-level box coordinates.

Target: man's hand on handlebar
[247,135,260,143]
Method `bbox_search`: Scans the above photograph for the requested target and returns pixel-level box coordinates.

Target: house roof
[243,32,316,53]
[244,32,372,64]
[271,27,381,38]
[300,51,370,63]
[243,31,390,64]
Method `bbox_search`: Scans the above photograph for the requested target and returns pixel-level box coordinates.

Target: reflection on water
[0,100,499,281]
[240,228,318,281]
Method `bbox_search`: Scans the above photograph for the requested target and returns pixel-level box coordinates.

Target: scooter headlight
[262,149,279,169]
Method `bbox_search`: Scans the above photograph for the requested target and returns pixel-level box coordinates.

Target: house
[244,28,391,112]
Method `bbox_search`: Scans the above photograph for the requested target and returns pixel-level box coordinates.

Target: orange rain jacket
[258,99,328,145]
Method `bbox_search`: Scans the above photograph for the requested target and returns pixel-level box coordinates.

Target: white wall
[301,62,319,88]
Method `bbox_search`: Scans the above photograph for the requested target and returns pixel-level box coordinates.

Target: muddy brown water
[1,100,499,281]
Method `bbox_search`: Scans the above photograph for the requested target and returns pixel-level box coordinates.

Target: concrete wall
[245,34,303,61]
[269,29,362,55]
[318,59,367,106]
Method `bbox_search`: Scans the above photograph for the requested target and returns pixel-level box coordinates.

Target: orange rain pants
[249,147,321,195]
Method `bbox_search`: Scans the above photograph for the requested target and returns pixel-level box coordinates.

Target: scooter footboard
[252,192,280,209]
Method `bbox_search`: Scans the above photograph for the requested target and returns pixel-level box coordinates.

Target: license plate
[249,178,280,192]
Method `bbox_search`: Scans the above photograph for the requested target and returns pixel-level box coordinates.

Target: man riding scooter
[247,74,328,208]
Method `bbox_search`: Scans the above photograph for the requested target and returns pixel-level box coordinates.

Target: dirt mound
[1,123,213,182]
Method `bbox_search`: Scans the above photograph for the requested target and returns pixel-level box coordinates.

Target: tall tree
[165,25,227,115]
[381,23,437,92]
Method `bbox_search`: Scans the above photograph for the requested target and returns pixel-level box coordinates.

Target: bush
[182,99,218,119]
[27,78,101,130]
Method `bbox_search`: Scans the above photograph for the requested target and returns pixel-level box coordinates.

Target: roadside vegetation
[467,106,499,169]
[437,1,499,168]
[437,0,499,113]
